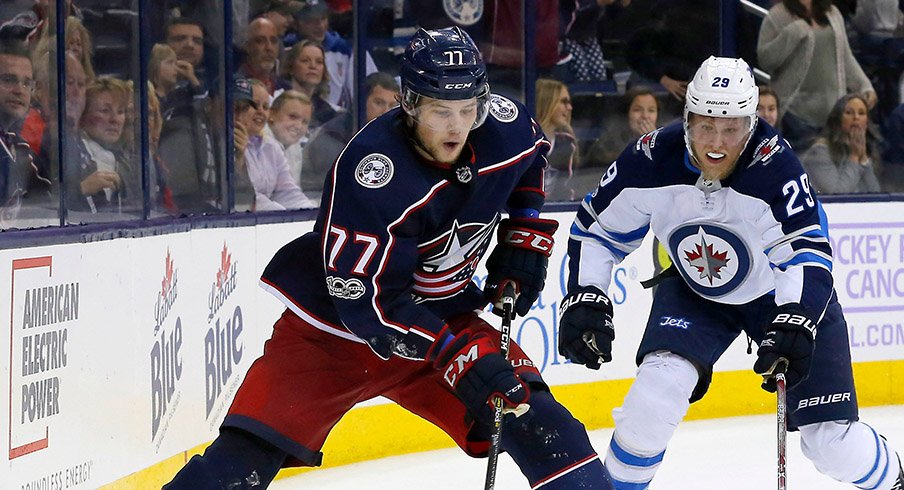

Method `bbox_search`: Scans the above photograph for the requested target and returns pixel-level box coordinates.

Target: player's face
[687,114,750,180]
[412,97,478,165]
[757,94,778,127]
[840,97,869,134]
[269,98,311,146]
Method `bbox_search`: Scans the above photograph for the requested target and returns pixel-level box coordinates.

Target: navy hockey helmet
[399,27,491,129]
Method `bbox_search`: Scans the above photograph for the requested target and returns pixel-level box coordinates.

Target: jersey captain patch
[668,223,751,298]
[355,153,394,188]
[489,94,518,123]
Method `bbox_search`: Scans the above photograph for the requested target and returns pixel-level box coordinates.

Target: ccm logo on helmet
[444,82,473,90]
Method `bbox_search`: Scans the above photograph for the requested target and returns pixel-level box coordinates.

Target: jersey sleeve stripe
[771,251,833,272]
[570,223,630,260]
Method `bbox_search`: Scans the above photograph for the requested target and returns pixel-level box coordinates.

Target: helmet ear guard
[683,56,760,161]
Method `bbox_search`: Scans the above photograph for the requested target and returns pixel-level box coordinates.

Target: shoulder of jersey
[484,93,530,127]
[742,122,802,179]
[334,110,410,193]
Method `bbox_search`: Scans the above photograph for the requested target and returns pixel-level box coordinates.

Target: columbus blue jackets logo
[489,94,518,123]
[355,153,394,188]
[443,0,483,26]
[413,218,498,300]
[668,224,751,298]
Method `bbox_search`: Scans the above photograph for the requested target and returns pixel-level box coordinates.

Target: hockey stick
[775,360,789,490]
[484,283,517,490]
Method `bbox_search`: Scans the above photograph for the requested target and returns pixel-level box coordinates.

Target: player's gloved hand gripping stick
[558,286,616,369]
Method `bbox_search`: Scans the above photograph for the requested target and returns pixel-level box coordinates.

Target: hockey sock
[606,351,698,490]
[501,389,612,489]
[163,428,287,490]
[801,421,901,490]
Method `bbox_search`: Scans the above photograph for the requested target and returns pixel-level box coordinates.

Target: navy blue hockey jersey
[568,120,835,322]
[262,95,549,361]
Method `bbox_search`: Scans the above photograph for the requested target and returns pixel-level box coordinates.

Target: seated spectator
[265,90,312,187]
[32,16,96,81]
[586,86,661,168]
[535,78,581,201]
[802,94,881,194]
[279,40,340,131]
[758,0,876,152]
[238,17,280,94]
[302,71,398,200]
[159,19,221,214]
[556,0,610,83]
[234,78,316,211]
[0,41,46,227]
[290,0,376,109]
[73,77,137,215]
[255,0,303,41]
[757,85,781,131]
[147,82,176,215]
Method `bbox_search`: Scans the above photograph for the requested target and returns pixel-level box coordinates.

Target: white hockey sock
[800,420,901,490]
[605,351,698,489]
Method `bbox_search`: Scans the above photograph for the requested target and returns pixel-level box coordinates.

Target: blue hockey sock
[163,428,286,490]
[501,390,612,489]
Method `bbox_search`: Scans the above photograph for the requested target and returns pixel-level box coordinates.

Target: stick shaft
[484,292,515,490]
[777,372,787,490]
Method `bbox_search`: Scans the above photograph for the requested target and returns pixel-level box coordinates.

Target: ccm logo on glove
[503,229,554,254]
[444,344,479,387]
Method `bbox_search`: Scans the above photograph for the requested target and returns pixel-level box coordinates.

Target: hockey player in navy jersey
[558,56,903,490]
[164,27,612,489]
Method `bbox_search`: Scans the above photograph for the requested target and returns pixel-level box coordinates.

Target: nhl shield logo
[443,0,483,26]
[489,94,518,123]
[454,164,472,184]
[355,153,394,188]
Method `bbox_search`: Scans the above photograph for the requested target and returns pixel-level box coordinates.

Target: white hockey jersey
[568,120,835,321]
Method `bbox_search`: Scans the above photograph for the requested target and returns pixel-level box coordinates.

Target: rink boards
[0,201,902,489]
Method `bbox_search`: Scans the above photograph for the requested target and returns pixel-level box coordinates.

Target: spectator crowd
[0,0,902,231]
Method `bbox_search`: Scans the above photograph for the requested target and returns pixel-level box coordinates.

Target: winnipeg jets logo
[683,234,730,285]
[749,135,781,167]
[668,224,751,298]
[355,153,394,188]
[414,218,498,299]
[443,0,483,26]
[489,94,518,122]
[635,129,660,161]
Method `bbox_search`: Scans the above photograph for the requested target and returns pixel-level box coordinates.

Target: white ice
[271,405,903,489]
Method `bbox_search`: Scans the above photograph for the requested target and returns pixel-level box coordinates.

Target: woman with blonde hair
[33,16,96,81]
[280,40,340,131]
[535,78,580,201]
[73,77,137,215]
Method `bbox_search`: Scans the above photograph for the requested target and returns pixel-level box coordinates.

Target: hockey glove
[430,328,530,424]
[753,304,816,392]
[558,286,615,370]
[485,217,558,317]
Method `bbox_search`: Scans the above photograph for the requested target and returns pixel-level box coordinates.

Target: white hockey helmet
[683,56,759,158]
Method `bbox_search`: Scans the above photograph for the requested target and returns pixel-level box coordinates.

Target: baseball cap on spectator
[234,78,258,108]
[294,0,330,19]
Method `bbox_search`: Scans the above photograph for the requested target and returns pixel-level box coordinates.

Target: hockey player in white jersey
[558,56,904,490]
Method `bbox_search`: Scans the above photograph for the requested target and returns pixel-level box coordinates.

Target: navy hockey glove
[558,286,615,370]
[430,328,529,424]
[485,217,558,317]
[753,304,816,392]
